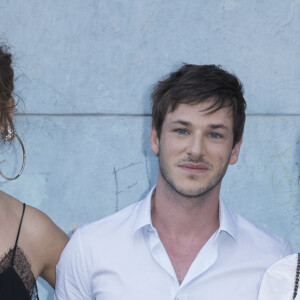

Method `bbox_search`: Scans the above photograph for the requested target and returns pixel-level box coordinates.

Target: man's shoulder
[235,212,291,254]
[75,200,142,241]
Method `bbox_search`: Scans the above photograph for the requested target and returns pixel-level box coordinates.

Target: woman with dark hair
[0,45,69,299]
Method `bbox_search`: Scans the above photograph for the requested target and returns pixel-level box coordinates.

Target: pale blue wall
[0,1,299,298]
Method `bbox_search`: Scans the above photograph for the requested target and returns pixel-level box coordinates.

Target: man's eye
[175,128,188,135]
[210,132,221,139]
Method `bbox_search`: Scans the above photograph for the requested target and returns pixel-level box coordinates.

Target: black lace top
[0,203,39,299]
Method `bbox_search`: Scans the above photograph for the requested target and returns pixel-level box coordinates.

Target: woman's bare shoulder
[0,191,26,250]
[0,190,69,285]
[0,190,26,234]
[21,203,69,255]
[0,189,68,244]
[0,190,23,215]
[19,197,69,286]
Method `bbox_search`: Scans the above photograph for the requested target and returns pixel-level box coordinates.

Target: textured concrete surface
[0,1,299,299]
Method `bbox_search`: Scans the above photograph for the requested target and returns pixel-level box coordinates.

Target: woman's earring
[0,126,26,181]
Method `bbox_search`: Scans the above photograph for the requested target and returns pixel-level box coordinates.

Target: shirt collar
[132,186,238,243]
[131,186,155,236]
[217,196,238,243]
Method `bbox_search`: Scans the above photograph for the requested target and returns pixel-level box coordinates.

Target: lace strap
[11,203,26,267]
[293,253,300,299]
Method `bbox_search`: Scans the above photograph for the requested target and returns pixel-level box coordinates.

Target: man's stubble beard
[158,147,231,201]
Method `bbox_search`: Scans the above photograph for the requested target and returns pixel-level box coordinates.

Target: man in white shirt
[54,64,291,299]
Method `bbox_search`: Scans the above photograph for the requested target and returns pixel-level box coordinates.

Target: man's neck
[151,176,220,238]
[151,175,221,284]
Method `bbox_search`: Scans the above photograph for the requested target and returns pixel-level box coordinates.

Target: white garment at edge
[259,253,299,300]
[54,187,292,300]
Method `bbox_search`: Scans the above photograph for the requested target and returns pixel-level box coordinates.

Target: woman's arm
[23,205,69,288]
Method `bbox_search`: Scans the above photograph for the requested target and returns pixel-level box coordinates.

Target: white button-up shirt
[258,253,299,300]
[55,187,291,300]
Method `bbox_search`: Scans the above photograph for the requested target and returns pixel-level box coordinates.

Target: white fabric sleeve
[54,228,93,299]
[258,253,298,300]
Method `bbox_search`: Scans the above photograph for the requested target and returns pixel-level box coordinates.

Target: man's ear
[229,136,243,165]
[150,124,159,155]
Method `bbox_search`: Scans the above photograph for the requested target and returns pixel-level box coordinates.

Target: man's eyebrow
[169,120,230,131]
[208,124,230,131]
[170,120,191,126]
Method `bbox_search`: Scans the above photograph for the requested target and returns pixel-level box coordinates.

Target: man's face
[150,102,242,198]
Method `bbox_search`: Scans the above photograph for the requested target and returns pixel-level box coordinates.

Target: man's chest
[88,247,262,300]
[90,268,260,300]
[162,239,205,284]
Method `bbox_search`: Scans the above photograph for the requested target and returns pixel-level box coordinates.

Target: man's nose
[186,134,205,158]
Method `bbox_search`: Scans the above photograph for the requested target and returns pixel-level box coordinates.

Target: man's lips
[178,163,210,173]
